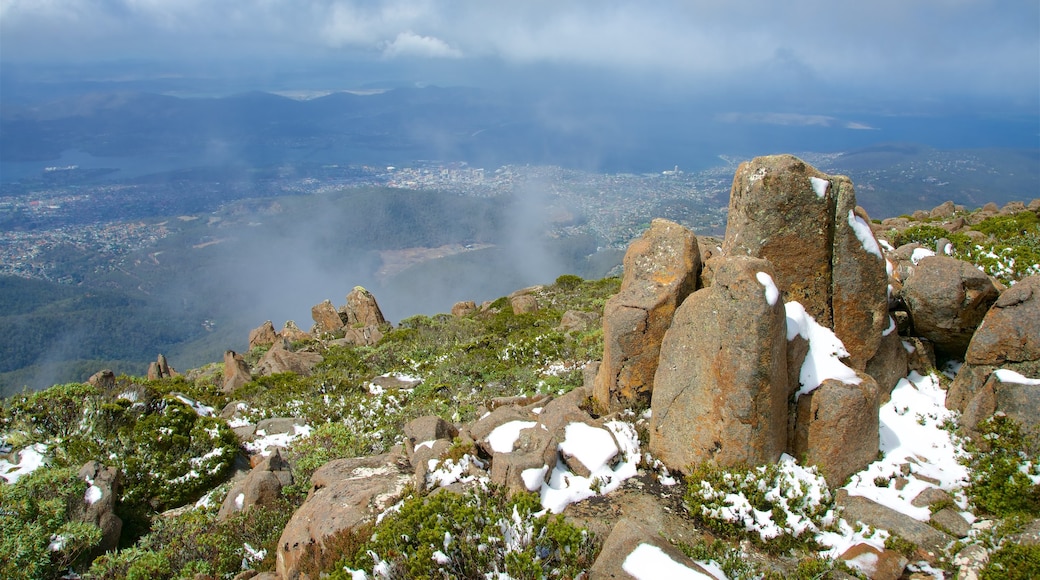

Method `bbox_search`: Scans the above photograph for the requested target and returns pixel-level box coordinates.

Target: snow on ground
[0,442,48,483]
[244,424,313,457]
[540,420,640,513]
[174,394,214,417]
[487,421,540,453]
[844,372,969,520]
[622,543,716,579]
[911,247,935,264]
[785,301,861,398]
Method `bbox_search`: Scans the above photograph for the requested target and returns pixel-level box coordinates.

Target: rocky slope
[2,155,1039,580]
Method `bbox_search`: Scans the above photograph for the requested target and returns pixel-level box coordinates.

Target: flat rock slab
[838,493,953,558]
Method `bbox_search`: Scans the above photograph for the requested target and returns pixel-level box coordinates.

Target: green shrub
[285,422,368,496]
[333,487,598,579]
[963,415,1040,517]
[982,542,1040,580]
[684,460,835,554]
[0,466,103,579]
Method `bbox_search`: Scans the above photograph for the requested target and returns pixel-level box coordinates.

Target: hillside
[1,156,1039,579]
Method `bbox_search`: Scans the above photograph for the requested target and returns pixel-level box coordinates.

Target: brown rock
[218,449,293,520]
[910,487,953,508]
[248,320,279,350]
[902,256,998,358]
[87,369,116,391]
[310,299,345,335]
[930,507,970,538]
[74,461,123,558]
[839,543,908,580]
[339,325,384,346]
[866,326,909,402]
[254,339,323,377]
[403,416,458,462]
[588,515,717,579]
[451,300,477,317]
[222,350,252,393]
[558,310,600,333]
[930,200,957,218]
[489,425,557,495]
[903,337,937,377]
[965,276,1040,365]
[960,368,1040,437]
[790,375,880,487]
[341,286,387,327]
[649,256,787,472]
[510,294,539,314]
[837,493,953,560]
[593,218,701,412]
[723,154,886,369]
[280,320,311,342]
[276,452,411,580]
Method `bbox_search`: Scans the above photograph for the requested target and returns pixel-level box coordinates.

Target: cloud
[0,0,1036,100]
[717,112,878,130]
[382,31,462,59]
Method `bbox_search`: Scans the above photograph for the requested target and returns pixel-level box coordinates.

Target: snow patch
[785,302,861,398]
[85,484,103,505]
[755,271,779,306]
[540,421,640,513]
[622,543,716,579]
[0,443,48,484]
[993,368,1040,385]
[558,422,618,472]
[487,420,538,453]
[809,176,830,198]
[847,211,883,259]
[911,247,935,264]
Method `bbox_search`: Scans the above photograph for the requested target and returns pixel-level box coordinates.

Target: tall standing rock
[341,286,387,328]
[249,320,279,350]
[310,299,345,335]
[592,219,700,412]
[723,155,888,370]
[222,350,252,393]
[649,256,788,471]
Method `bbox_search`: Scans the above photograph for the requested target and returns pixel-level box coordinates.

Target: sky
[1,0,1038,107]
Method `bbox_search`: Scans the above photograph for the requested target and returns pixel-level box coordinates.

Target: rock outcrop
[248,321,279,350]
[310,299,345,335]
[341,286,387,328]
[650,256,788,471]
[723,154,888,370]
[593,218,701,412]
[901,256,999,359]
[254,339,322,377]
[73,461,123,559]
[790,376,880,486]
[218,449,293,520]
[222,350,252,393]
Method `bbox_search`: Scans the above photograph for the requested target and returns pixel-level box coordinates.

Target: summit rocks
[592,218,700,412]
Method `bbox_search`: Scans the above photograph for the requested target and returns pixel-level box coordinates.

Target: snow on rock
[847,210,883,259]
[559,422,619,472]
[0,443,48,484]
[622,543,716,579]
[911,247,935,265]
[809,176,830,198]
[755,271,780,306]
[487,420,539,453]
[174,394,214,417]
[425,454,486,489]
[244,424,313,457]
[85,484,103,505]
[540,421,640,513]
[993,368,1040,385]
[843,372,968,521]
[785,301,861,398]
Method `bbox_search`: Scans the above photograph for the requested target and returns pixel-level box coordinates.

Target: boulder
[254,339,323,377]
[280,320,311,342]
[87,369,116,391]
[901,256,998,358]
[218,449,293,520]
[341,286,387,327]
[310,299,345,335]
[964,276,1040,366]
[723,154,887,369]
[489,425,557,495]
[74,461,123,559]
[650,256,787,472]
[837,493,953,560]
[557,310,599,333]
[790,375,880,487]
[959,369,1040,437]
[451,300,477,317]
[248,321,279,350]
[276,451,412,580]
[339,325,384,346]
[510,294,539,314]
[222,350,252,393]
[593,218,701,412]
[402,416,458,462]
[839,543,908,580]
[588,515,719,579]
[865,325,909,401]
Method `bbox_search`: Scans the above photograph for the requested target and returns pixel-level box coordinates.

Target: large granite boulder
[73,461,123,559]
[593,218,700,412]
[649,256,788,472]
[276,451,412,580]
[901,256,998,359]
[723,154,888,370]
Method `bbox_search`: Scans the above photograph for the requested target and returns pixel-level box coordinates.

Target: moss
[962,415,1040,517]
